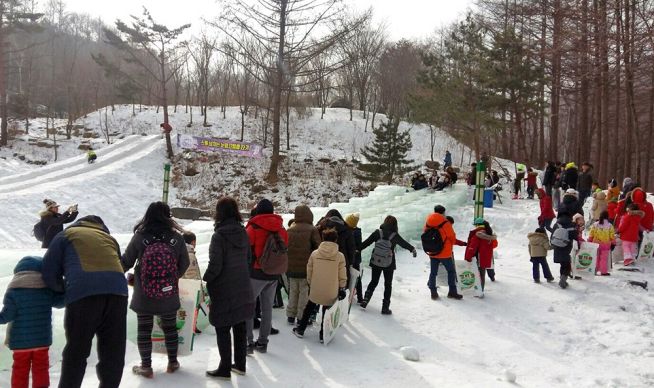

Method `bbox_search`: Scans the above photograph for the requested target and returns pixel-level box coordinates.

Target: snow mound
[503,369,517,383]
[400,346,420,362]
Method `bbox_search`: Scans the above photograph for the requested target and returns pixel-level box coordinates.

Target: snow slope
[0,181,653,387]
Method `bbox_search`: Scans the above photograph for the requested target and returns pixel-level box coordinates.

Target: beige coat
[528,232,551,258]
[591,191,608,221]
[182,244,202,280]
[307,241,347,306]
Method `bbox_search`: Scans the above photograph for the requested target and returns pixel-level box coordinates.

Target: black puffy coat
[543,164,557,187]
[352,227,362,268]
[562,167,579,190]
[360,224,414,271]
[40,210,79,248]
[558,194,584,217]
[578,171,593,192]
[204,219,255,328]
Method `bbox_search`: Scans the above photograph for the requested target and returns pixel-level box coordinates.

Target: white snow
[0,107,653,387]
[400,346,420,362]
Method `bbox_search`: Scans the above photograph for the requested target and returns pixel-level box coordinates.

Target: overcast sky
[62,0,474,41]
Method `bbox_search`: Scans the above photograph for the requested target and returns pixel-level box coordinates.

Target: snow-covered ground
[0,106,652,387]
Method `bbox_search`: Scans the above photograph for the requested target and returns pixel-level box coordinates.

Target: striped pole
[163,163,171,204]
[474,160,486,221]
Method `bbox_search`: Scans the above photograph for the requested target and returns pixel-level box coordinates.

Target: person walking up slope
[359,216,417,315]
[293,228,347,342]
[527,228,554,283]
[0,256,64,388]
[536,188,556,232]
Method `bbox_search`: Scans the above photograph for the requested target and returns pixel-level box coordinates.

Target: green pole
[163,163,171,204]
[474,160,486,221]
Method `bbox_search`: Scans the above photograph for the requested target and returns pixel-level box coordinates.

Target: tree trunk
[549,0,562,161]
[160,53,174,159]
[0,16,7,147]
[266,0,287,183]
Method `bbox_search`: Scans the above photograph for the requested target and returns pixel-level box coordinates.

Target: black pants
[215,321,247,373]
[353,263,363,301]
[136,312,178,367]
[59,294,127,388]
[366,266,394,304]
[531,257,553,280]
[559,260,571,277]
[297,300,328,338]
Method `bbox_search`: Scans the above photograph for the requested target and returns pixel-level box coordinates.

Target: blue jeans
[531,257,553,280]
[428,258,457,295]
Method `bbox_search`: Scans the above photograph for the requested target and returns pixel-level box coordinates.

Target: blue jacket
[0,256,64,350]
[42,217,128,305]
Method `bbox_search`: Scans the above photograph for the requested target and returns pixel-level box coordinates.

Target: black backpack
[421,221,448,255]
[33,221,46,242]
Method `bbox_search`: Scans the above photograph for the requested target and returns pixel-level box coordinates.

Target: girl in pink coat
[588,211,615,275]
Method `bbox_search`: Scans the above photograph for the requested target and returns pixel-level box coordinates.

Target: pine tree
[356,118,415,184]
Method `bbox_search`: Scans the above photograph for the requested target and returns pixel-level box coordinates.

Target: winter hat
[255,199,274,215]
[565,189,578,198]
[14,256,43,274]
[609,178,617,188]
[565,162,577,169]
[345,213,360,228]
[622,177,633,188]
[434,205,446,214]
[572,213,584,224]
[535,227,546,234]
[473,217,485,226]
[43,198,58,210]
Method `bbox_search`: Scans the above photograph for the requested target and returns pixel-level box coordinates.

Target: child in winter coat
[607,198,619,224]
[465,218,498,294]
[588,211,615,275]
[292,228,347,342]
[536,188,556,232]
[345,213,364,304]
[606,179,620,202]
[618,203,644,266]
[591,191,608,222]
[0,256,64,388]
[528,228,554,283]
[526,168,538,199]
[572,213,586,243]
[552,215,578,289]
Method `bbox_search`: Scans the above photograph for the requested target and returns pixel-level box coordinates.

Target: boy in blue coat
[0,256,64,388]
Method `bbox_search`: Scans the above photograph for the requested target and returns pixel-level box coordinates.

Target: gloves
[412,249,417,258]
[338,288,347,300]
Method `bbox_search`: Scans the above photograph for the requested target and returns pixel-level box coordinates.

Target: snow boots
[381,300,392,315]
[447,292,463,300]
[360,290,373,309]
[431,289,439,300]
[132,365,154,378]
[559,277,568,289]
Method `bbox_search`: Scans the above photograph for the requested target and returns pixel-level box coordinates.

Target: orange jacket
[424,213,456,259]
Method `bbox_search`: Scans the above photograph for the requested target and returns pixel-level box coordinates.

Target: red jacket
[537,188,555,223]
[618,211,643,242]
[614,199,627,227]
[527,172,538,187]
[246,214,289,270]
[631,188,654,231]
[607,201,618,222]
[464,227,498,269]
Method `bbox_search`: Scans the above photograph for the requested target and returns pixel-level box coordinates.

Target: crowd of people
[0,155,652,387]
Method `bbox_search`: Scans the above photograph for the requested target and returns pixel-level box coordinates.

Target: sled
[151,279,202,356]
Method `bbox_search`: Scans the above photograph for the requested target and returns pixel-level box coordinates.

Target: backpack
[33,220,46,242]
[550,224,573,248]
[139,236,179,299]
[259,231,288,275]
[421,221,448,255]
[370,229,396,268]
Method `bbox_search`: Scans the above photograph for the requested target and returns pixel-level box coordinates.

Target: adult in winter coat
[0,256,64,388]
[513,166,525,199]
[618,204,644,266]
[464,219,498,293]
[443,150,452,169]
[620,177,636,200]
[558,189,584,217]
[359,216,416,315]
[317,209,356,280]
[591,191,608,222]
[42,215,128,388]
[552,214,578,289]
[38,199,79,248]
[121,202,190,377]
[345,213,364,303]
[245,199,288,354]
[285,205,321,326]
[588,211,615,275]
[292,228,347,341]
[630,188,654,232]
[528,228,554,283]
[204,197,255,379]
[577,162,594,204]
[542,162,557,196]
[536,188,556,232]
[562,162,579,191]
[424,205,463,300]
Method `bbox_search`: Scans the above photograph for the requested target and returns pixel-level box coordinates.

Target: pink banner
[177,134,263,158]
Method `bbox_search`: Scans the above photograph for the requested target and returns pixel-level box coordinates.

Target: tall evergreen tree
[356,118,414,184]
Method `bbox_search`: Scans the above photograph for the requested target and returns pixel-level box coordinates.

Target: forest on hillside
[0,0,652,190]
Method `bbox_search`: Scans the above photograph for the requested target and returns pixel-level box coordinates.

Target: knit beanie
[345,213,360,228]
[43,198,58,210]
[14,256,43,274]
[255,199,274,215]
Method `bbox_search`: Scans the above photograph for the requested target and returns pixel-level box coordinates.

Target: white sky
[61,0,474,41]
